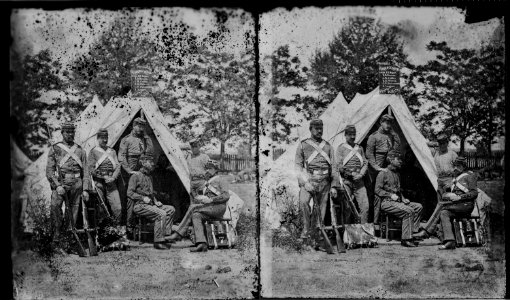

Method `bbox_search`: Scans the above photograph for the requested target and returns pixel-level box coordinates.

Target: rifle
[329,192,346,254]
[338,173,361,223]
[312,192,334,254]
[81,197,98,256]
[47,125,87,257]
[90,176,111,218]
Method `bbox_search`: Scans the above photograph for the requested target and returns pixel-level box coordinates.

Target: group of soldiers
[295,115,478,250]
[47,117,229,253]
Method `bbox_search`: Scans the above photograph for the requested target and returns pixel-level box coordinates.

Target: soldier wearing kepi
[167,159,230,252]
[375,150,423,247]
[129,154,175,250]
[187,138,211,202]
[118,117,154,233]
[46,121,90,243]
[366,114,400,222]
[295,118,339,242]
[88,128,127,241]
[413,157,478,250]
[335,124,369,223]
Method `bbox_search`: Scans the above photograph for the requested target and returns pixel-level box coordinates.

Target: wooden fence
[208,154,256,173]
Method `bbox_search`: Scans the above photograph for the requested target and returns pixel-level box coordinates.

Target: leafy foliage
[409,41,505,154]
[309,16,408,102]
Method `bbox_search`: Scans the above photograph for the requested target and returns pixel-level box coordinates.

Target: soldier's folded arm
[366,135,380,170]
[127,175,144,202]
[211,181,230,204]
[118,138,133,174]
[375,172,392,199]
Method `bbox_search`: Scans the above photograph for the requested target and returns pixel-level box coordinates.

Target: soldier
[187,138,211,202]
[375,150,423,247]
[129,154,175,250]
[429,133,458,196]
[88,128,126,240]
[295,119,339,242]
[118,117,154,232]
[335,124,369,223]
[366,114,400,222]
[413,157,478,250]
[46,121,90,244]
[166,159,229,252]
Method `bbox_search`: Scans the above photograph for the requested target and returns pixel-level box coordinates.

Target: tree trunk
[459,137,466,156]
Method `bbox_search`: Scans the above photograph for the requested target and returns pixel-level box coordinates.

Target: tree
[10,49,72,155]
[410,41,505,154]
[170,49,256,158]
[309,16,408,102]
[262,45,327,144]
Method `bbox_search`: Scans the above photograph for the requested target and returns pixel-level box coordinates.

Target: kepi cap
[345,124,356,134]
[97,128,108,137]
[309,119,323,127]
[133,117,147,126]
[380,114,395,123]
[387,149,402,160]
[61,121,75,131]
[205,159,220,170]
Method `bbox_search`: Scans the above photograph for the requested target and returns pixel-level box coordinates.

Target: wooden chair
[204,217,234,249]
[452,202,483,247]
[133,215,153,245]
[374,195,402,241]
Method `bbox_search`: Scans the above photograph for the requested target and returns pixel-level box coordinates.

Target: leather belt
[191,175,206,180]
[63,173,81,178]
[308,169,329,175]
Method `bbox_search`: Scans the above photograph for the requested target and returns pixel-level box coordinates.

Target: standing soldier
[366,114,400,222]
[88,128,127,242]
[295,119,338,243]
[46,121,90,245]
[187,138,211,203]
[335,125,369,223]
[118,117,154,234]
[429,133,458,196]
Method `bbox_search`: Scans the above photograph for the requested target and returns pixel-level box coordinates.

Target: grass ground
[261,179,506,298]
[12,178,258,299]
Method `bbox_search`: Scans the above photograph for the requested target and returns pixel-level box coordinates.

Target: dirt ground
[261,179,506,298]
[12,177,258,300]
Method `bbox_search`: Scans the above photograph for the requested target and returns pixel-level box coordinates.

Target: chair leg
[386,215,390,242]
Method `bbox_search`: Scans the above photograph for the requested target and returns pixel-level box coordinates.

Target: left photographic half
[10,8,257,299]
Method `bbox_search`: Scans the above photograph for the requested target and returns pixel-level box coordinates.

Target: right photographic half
[258,6,505,298]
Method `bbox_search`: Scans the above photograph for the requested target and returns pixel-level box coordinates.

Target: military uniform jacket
[88,146,121,181]
[295,138,339,188]
[188,153,211,180]
[445,171,478,202]
[366,127,400,170]
[118,132,154,173]
[202,175,230,205]
[46,142,90,190]
[375,168,402,202]
[335,142,368,180]
[127,171,154,203]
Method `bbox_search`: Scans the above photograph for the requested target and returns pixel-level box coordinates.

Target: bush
[235,211,257,255]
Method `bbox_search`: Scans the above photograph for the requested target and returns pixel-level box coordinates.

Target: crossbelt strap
[451,173,469,193]
[304,140,331,165]
[56,143,82,168]
[94,147,118,170]
[341,143,363,166]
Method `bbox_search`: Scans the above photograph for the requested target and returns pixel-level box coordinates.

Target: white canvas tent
[10,136,32,180]
[262,87,492,229]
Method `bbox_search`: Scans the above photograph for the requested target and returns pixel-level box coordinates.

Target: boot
[412,229,429,240]
[153,242,167,250]
[401,240,417,247]
[438,240,456,250]
[190,242,208,252]
[165,232,182,242]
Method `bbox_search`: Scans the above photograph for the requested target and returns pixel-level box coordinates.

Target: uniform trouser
[133,203,175,243]
[440,201,475,241]
[381,200,423,240]
[50,178,83,240]
[298,175,330,238]
[368,167,381,223]
[343,179,370,224]
[95,180,122,224]
[119,171,134,228]
[421,176,455,234]
[175,203,226,244]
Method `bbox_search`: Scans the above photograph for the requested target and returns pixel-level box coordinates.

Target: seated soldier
[413,156,478,250]
[166,159,230,252]
[128,154,175,250]
[375,150,423,247]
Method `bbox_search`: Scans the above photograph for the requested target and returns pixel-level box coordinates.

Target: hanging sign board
[379,63,400,94]
[130,67,153,97]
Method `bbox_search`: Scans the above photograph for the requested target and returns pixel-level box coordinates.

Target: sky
[260,6,501,66]
[11,8,254,67]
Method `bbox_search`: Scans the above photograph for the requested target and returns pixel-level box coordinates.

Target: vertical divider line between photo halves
[253,9,262,300]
